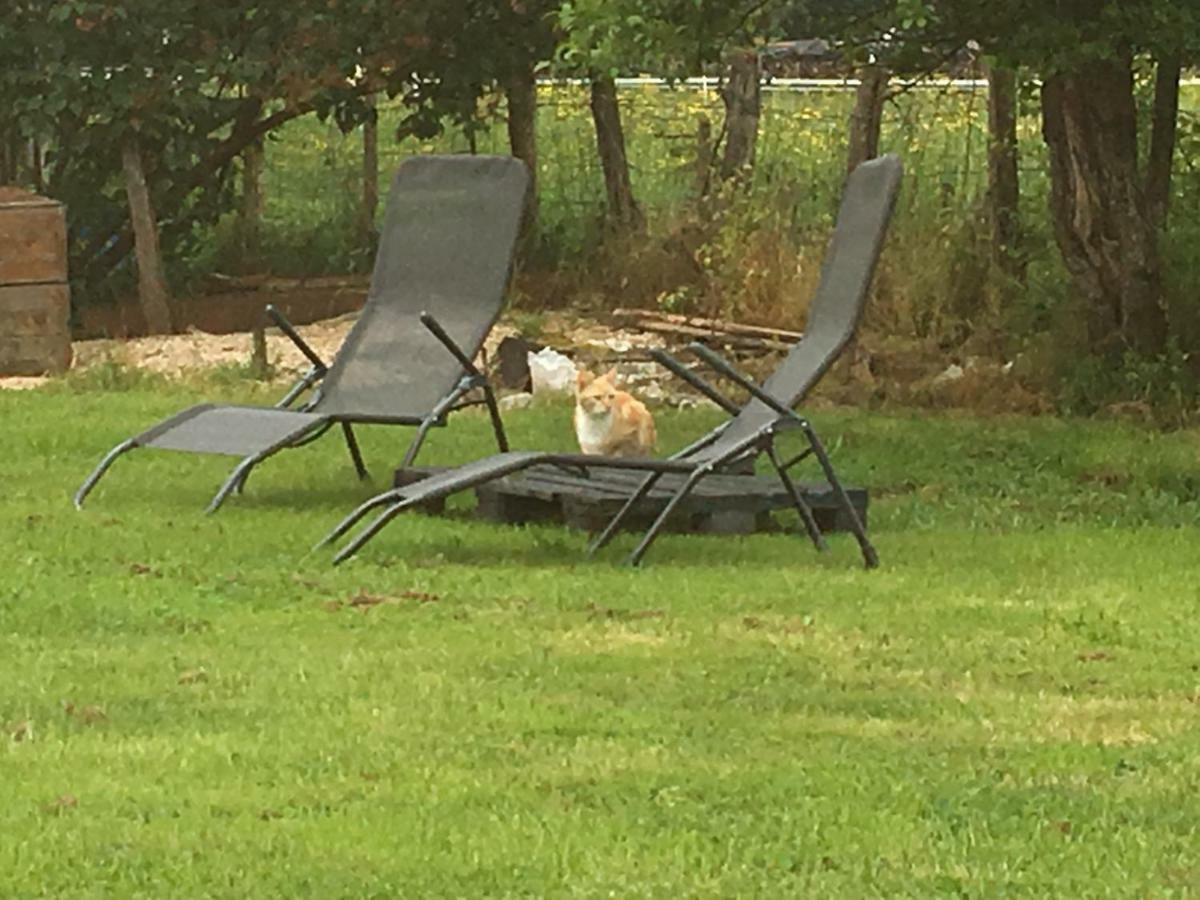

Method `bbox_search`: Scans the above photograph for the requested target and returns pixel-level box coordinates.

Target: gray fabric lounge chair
[320,154,903,568]
[75,155,528,512]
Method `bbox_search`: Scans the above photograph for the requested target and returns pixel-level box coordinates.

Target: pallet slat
[394,464,868,536]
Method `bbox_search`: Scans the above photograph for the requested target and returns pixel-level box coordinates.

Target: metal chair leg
[74,439,137,509]
[331,501,409,566]
[399,420,437,470]
[625,468,708,567]
[230,422,337,497]
[767,446,828,553]
[587,471,663,557]
[482,385,509,452]
[208,452,269,514]
[314,488,405,549]
[801,422,878,570]
[341,423,369,480]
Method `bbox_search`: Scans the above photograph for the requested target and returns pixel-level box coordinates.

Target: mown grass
[3,376,1200,896]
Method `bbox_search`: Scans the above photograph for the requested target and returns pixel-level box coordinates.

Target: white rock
[499,392,534,411]
[620,361,659,381]
[639,381,666,401]
[932,364,965,386]
[676,396,722,411]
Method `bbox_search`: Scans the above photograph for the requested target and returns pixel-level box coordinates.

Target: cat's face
[576,368,618,417]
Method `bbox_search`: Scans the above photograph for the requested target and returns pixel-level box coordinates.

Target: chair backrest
[704,154,903,455]
[314,155,529,420]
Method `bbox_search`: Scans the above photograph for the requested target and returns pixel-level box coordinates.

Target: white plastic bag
[527,347,577,395]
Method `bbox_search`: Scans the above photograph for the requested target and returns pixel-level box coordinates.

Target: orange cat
[574,368,657,457]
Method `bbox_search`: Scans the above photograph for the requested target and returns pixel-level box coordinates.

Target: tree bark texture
[720,50,761,182]
[985,63,1023,280]
[0,132,16,184]
[589,75,643,233]
[1145,53,1180,231]
[505,64,540,243]
[847,65,888,174]
[237,138,264,272]
[360,94,379,249]
[694,115,713,199]
[1040,59,1167,358]
[121,137,173,335]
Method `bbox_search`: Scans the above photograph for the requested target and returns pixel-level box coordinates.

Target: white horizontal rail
[542,75,1200,91]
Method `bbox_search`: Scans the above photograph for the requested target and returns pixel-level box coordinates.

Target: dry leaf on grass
[326,590,442,612]
[347,592,390,610]
[398,590,440,604]
[63,702,106,724]
[586,602,664,621]
[43,795,78,815]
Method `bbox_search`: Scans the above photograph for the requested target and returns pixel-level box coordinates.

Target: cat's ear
[576,369,594,390]
[604,367,618,383]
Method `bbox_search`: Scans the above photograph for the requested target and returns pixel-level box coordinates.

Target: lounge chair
[74,154,529,512]
[320,154,903,567]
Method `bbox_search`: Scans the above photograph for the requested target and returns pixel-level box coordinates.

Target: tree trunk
[1145,53,1180,231]
[121,137,173,335]
[1041,59,1167,358]
[986,63,1023,280]
[30,138,44,193]
[589,75,643,233]
[505,64,539,244]
[237,138,264,273]
[83,98,300,287]
[719,50,760,182]
[694,115,714,199]
[0,130,15,183]
[359,94,379,250]
[847,64,889,174]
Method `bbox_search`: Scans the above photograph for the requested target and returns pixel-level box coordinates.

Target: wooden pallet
[395,465,868,536]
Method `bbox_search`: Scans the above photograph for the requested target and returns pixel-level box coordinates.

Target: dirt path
[0,301,1049,417]
[0,307,661,390]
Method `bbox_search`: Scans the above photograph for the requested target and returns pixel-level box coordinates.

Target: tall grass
[196,81,1200,413]
[246,83,1040,263]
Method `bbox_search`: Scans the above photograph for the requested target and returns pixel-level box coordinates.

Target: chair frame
[73,307,509,513]
[321,341,877,569]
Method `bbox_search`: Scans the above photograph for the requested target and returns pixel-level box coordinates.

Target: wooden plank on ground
[396,464,868,536]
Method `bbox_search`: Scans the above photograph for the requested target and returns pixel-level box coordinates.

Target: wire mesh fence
[254,79,1196,276]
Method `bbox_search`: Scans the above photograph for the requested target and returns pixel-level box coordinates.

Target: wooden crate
[0,190,67,285]
[0,189,71,375]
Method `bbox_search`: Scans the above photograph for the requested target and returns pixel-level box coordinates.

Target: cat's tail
[640,415,658,452]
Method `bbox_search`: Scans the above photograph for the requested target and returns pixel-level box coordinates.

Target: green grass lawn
[4,375,1200,897]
